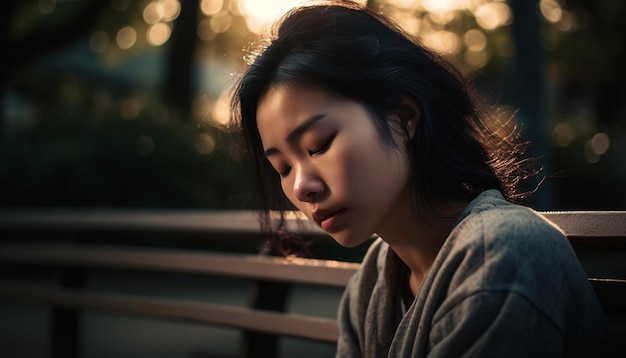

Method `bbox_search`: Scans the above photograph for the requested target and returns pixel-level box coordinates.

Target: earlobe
[396,95,420,140]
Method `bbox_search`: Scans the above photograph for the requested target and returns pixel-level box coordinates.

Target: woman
[230,1,606,356]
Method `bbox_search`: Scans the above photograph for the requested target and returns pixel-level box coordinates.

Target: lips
[312,208,346,231]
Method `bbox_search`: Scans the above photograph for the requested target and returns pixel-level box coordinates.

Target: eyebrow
[263,114,326,158]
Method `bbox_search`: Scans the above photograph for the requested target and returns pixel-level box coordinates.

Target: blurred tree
[3,0,209,123]
[1,0,258,209]
[507,0,552,209]
[3,1,107,72]
[1,0,624,209]
[542,0,626,209]
[164,0,200,120]
[1,0,109,131]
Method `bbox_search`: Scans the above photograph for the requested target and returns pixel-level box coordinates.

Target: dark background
[2,0,625,211]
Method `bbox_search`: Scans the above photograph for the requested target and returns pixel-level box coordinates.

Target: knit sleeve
[428,290,564,357]
[336,280,362,358]
[335,238,398,358]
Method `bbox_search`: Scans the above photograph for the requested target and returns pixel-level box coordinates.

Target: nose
[293,164,326,202]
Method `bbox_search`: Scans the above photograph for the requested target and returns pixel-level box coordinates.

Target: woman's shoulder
[436,191,602,339]
[443,191,591,301]
[454,190,568,252]
[444,190,586,294]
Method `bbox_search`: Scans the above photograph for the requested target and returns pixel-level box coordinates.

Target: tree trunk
[508,0,554,209]
[164,0,200,121]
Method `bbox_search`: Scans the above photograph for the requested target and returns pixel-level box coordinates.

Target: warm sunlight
[237,0,309,33]
[237,0,367,33]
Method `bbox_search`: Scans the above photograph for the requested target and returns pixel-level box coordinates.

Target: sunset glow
[237,0,306,33]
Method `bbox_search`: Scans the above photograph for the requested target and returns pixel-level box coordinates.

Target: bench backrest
[0,210,624,357]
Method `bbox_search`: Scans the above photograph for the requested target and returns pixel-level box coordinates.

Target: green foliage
[0,114,258,209]
[2,0,625,210]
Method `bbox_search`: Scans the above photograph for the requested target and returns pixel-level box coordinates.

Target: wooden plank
[0,209,324,236]
[0,280,339,342]
[542,212,626,239]
[0,243,359,288]
[589,278,626,314]
[0,209,263,233]
[1,209,624,238]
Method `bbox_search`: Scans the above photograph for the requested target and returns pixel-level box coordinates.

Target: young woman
[230,1,606,356]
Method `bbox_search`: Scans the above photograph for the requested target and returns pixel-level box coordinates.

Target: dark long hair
[230,1,536,252]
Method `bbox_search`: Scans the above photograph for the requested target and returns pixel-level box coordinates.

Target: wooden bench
[0,210,624,357]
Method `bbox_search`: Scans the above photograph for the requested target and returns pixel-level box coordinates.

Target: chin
[331,232,372,248]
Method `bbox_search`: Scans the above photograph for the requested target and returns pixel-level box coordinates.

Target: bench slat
[1,210,625,354]
[0,210,322,236]
[542,212,626,246]
[0,280,339,342]
[1,210,624,239]
[588,278,626,314]
[0,243,359,288]
[0,210,266,234]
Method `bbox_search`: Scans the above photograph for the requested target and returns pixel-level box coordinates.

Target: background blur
[2,0,625,211]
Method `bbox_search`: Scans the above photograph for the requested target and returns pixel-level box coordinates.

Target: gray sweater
[337,190,607,357]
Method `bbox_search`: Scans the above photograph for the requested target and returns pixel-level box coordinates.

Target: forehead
[256,83,334,142]
[257,83,331,121]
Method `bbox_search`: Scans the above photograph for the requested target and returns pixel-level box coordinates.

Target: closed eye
[267,159,291,178]
[278,166,291,178]
[309,135,335,157]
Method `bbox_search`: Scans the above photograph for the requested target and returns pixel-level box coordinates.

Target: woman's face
[256,82,412,247]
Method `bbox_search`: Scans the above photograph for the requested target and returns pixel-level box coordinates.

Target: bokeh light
[591,133,611,156]
[556,11,578,32]
[147,23,171,46]
[475,2,512,30]
[195,133,216,155]
[201,0,224,16]
[553,121,575,147]
[159,0,181,22]
[116,26,138,49]
[540,0,563,23]
[144,2,162,24]
[464,29,487,52]
[209,11,232,33]
[143,0,181,24]
[422,30,461,54]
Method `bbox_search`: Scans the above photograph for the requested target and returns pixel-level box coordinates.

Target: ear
[396,95,420,140]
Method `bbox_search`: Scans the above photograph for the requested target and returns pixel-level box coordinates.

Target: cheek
[325,142,362,192]
[279,178,298,206]
[345,140,409,197]
[328,142,380,198]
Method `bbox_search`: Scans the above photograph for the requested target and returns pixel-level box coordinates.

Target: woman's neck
[377,195,467,295]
